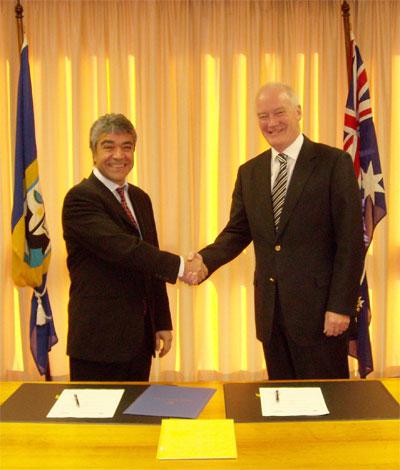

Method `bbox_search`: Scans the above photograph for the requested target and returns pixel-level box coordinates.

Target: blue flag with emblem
[11,39,58,376]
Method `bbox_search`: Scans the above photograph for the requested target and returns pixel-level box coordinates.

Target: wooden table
[1,380,399,469]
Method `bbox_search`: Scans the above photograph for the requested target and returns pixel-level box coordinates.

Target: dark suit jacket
[200,136,364,346]
[62,173,180,363]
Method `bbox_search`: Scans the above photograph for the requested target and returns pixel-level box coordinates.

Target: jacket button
[274,245,281,252]
[269,277,275,283]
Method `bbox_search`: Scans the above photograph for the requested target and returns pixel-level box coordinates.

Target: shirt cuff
[178,256,185,278]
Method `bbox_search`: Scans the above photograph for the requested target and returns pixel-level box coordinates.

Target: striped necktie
[116,186,138,228]
[272,153,288,229]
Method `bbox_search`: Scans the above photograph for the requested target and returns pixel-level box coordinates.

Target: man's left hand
[323,311,350,337]
[155,330,173,357]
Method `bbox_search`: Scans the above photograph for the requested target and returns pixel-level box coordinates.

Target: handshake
[180,252,208,286]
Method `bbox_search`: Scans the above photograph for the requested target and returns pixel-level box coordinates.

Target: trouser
[263,294,350,380]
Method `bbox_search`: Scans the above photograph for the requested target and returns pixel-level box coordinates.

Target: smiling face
[256,85,302,152]
[93,132,135,185]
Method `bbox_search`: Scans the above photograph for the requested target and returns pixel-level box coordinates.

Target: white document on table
[259,387,329,416]
[46,389,125,418]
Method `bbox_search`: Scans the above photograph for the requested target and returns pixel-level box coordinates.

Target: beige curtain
[0,0,398,381]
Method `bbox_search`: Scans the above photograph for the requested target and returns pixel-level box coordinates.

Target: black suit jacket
[200,136,364,346]
[62,173,180,363]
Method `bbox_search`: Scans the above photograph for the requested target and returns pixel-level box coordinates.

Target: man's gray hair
[89,113,137,152]
[256,82,300,107]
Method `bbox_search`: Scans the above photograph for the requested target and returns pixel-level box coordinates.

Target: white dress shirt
[270,133,304,190]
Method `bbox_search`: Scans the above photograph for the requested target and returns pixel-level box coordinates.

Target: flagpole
[341,1,352,86]
[15,0,24,53]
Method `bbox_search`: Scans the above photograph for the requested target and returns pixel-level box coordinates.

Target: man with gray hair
[188,83,364,380]
[62,113,205,381]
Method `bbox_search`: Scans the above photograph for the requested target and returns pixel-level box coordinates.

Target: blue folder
[123,385,216,419]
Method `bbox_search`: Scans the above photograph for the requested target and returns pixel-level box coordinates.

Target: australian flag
[11,39,58,376]
[343,33,387,378]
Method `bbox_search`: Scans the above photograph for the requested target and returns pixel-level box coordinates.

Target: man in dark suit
[188,83,364,380]
[62,113,202,381]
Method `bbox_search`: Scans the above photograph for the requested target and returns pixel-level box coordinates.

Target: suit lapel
[127,185,148,240]
[257,150,276,237]
[89,172,121,211]
[276,137,318,237]
[88,173,142,238]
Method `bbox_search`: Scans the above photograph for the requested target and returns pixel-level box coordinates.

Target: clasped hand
[180,252,208,285]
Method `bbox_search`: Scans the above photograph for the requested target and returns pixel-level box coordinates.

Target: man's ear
[296,105,302,121]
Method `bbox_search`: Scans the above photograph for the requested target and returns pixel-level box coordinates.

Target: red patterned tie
[116,186,138,228]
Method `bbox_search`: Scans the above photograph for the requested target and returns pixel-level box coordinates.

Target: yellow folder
[156,418,237,460]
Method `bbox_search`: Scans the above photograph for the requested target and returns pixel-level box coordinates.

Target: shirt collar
[271,133,304,162]
[93,167,127,193]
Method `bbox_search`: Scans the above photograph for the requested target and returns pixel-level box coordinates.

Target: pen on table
[275,390,280,402]
[74,393,80,407]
